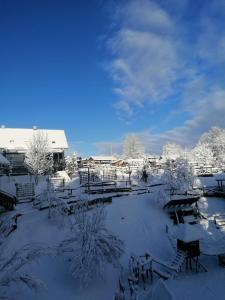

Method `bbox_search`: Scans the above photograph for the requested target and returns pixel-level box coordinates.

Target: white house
[0,127,68,174]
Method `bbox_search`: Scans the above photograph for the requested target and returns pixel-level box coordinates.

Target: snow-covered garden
[1,173,225,300]
[1,127,225,300]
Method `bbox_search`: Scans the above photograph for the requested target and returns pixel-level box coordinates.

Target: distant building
[80,156,117,167]
[0,127,68,174]
[89,156,117,165]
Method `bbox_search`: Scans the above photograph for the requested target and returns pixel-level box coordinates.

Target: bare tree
[25,131,53,183]
[123,134,145,159]
[59,206,124,286]
[162,142,183,161]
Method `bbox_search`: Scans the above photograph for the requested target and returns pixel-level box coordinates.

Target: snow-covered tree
[123,134,145,159]
[59,206,124,286]
[65,152,78,177]
[153,188,168,208]
[192,142,215,166]
[162,158,196,194]
[0,243,54,300]
[162,143,183,161]
[25,131,53,183]
[198,126,225,167]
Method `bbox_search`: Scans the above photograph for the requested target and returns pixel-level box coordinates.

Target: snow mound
[146,279,176,300]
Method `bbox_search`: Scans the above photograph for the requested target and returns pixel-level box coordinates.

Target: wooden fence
[15,183,35,202]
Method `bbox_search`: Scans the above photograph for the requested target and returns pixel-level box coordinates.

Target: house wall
[2,150,66,174]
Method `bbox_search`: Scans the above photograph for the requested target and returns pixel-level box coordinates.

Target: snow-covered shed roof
[0,128,68,151]
[174,224,204,243]
[0,153,10,165]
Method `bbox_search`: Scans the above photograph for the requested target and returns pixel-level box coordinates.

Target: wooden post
[87,166,90,193]
[79,171,81,185]
[47,177,52,219]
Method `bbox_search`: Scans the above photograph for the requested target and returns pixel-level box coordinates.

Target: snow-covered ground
[1,174,225,299]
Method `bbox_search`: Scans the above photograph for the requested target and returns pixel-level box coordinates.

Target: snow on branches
[59,205,124,286]
[162,143,183,161]
[123,134,145,159]
[25,131,53,183]
[65,153,78,177]
[196,126,225,167]
[0,243,54,300]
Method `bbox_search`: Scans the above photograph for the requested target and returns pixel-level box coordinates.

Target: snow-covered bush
[25,131,53,184]
[0,243,54,300]
[59,206,124,286]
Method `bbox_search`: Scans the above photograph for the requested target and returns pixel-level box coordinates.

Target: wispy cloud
[106,0,182,118]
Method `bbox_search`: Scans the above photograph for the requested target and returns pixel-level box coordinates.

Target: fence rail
[15,183,35,202]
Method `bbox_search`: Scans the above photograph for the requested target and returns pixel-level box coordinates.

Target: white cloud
[106,0,182,117]
[103,0,225,152]
[136,86,225,153]
[114,0,174,34]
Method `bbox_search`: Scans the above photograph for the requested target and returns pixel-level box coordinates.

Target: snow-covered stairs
[169,251,186,272]
[166,225,186,273]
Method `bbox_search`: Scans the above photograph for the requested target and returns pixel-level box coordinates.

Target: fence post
[47,177,52,219]
[15,183,18,199]
[87,166,90,193]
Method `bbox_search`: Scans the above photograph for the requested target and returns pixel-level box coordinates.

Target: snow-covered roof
[174,224,204,243]
[146,279,176,300]
[147,155,159,159]
[89,156,117,161]
[0,128,68,151]
[0,153,10,165]
[126,158,145,162]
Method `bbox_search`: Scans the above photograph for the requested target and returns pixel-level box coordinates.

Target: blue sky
[1,0,225,156]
